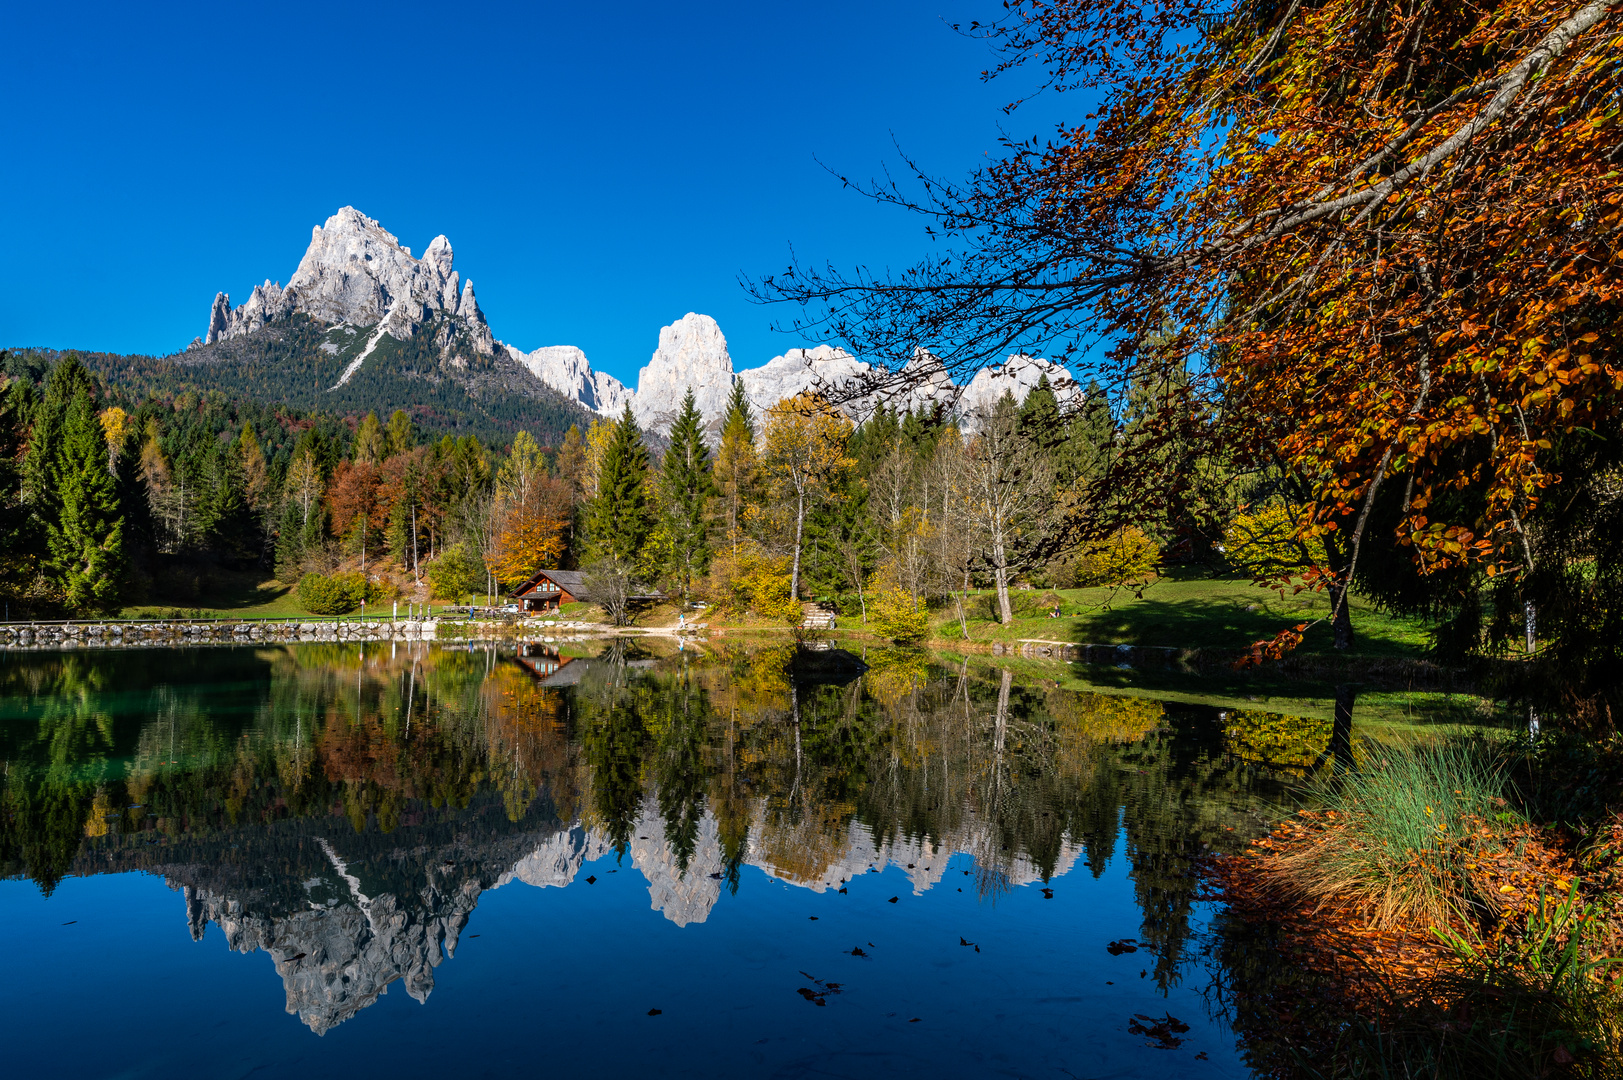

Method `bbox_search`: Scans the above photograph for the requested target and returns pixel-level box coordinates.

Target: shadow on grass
[137,562,294,613]
[1064,662,1514,729]
[1064,595,1423,656]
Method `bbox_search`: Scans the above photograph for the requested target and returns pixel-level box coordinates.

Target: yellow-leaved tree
[490,431,567,588]
[761,393,854,601]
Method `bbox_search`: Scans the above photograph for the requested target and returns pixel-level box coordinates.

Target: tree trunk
[1329,580,1354,651]
[410,503,419,584]
[959,567,971,639]
[789,489,806,600]
[1329,684,1357,769]
[993,532,1013,624]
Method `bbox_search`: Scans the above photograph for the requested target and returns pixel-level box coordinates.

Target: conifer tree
[658,389,714,602]
[555,423,586,504]
[46,388,125,613]
[713,384,758,560]
[198,438,255,562]
[0,377,38,603]
[385,409,417,458]
[586,403,653,569]
[237,422,268,511]
[722,380,754,440]
[353,411,385,464]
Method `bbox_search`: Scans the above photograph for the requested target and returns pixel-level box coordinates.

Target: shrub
[1273,739,1519,929]
[1067,527,1160,587]
[870,586,930,643]
[427,542,483,601]
[1224,502,1325,577]
[296,572,366,615]
[1012,590,1068,619]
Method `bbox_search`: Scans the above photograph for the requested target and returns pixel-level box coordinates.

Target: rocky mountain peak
[631,313,736,432]
[203,206,494,364]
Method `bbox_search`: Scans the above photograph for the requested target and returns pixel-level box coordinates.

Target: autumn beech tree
[762,393,855,600]
[756,0,1623,716]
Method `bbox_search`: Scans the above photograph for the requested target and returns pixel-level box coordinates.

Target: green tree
[657,390,714,603]
[586,403,653,570]
[196,438,256,563]
[713,386,758,562]
[45,388,125,613]
[353,411,385,465]
[385,409,417,458]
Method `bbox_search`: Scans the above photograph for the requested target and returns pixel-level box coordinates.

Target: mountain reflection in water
[1,640,1329,1071]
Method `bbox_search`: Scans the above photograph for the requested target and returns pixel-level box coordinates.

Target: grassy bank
[888,567,1434,656]
[1213,736,1623,1078]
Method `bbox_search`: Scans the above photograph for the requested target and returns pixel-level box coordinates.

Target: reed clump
[1303,887,1623,1079]
[1271,740,1518,930]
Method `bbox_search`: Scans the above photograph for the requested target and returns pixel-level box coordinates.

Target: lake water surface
[1,641,1354,1078]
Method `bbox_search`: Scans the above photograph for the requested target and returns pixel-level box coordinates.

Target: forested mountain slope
[11,314,597,444]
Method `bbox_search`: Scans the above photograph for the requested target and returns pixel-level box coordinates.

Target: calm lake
[1,640,1413,1078]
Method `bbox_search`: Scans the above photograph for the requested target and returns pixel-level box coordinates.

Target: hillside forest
[2,328,1617,724]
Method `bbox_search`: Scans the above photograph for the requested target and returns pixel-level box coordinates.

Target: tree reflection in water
[0,641,1332,1033]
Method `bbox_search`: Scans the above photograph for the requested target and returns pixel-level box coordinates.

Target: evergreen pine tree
[722,380,754,439]
[714,393,758,561]
[198,438,256,563]
[46,388,125,613]
[658,389,714,602]
[1067,379,1117,482]
[1018,374,1063,448]
[353,411,385,464]
[385,409,417,458]
[274,499,305,581]
[0,377,38,602]
[586,403,653,569]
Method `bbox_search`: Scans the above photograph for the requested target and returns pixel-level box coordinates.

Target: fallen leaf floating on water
[808,916,819,921]
[61,921,77,926]
[709,872,723,880]
[468,934,480,939]
[888,896,898,904]
[909,1018,923,1023]
[796,972,843,1006]
[851,946,868,957]
[1128,1013,1190,1049]
[647,1008,662,1016]
[1106,939,1140,955]
[1041,888,1054,899]
[838,887,847,894]
[959,937,975,947]
[585,875,597,885]
[1195,1051,1209,1061]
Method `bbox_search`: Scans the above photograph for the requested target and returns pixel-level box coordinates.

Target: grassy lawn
[116,566,448,620]
[926,649,1514,735]
[912,567,1434,657]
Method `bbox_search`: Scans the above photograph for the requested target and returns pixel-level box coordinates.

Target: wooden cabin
[514,644,585,685]
[512,569,591,613]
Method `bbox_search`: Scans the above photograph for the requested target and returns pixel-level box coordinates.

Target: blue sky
[0,0,1071,388]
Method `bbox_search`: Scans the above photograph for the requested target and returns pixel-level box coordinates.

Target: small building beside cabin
[512,569,591,613]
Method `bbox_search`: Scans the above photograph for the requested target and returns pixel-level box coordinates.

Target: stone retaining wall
[991,640,1181,665]
[0,619,444,651]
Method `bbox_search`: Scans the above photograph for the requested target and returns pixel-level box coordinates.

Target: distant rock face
[506,345,635,418]
[180,858,483,1035]
[631,313,736,433]
[194,207,1083,422]
[739,345,871,418]
[959,354,1083,417]
[502,825,615,889]
[627,801,723,928]
[203,206,494,364]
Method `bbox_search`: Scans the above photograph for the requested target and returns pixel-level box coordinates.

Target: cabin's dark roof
[514,569,592,601]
